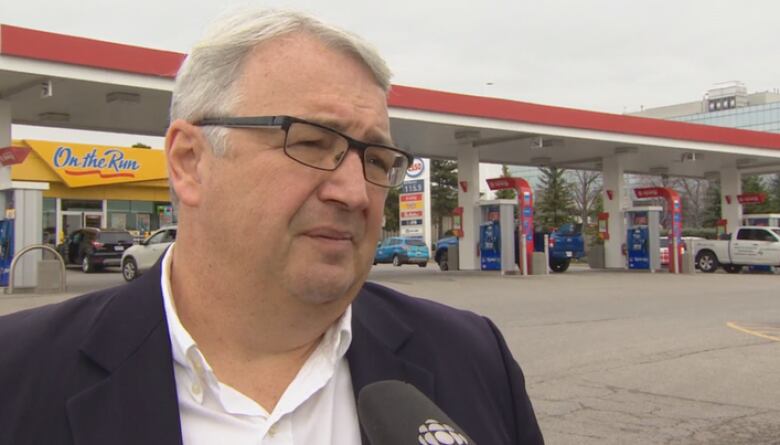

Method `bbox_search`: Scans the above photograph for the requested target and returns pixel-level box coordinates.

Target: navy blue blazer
[0,263,543,445]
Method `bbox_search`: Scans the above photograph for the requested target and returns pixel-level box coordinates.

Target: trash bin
[532,252,547,275]
[446,244,459,271]
[680,251,695,274]
[37,259,62,291]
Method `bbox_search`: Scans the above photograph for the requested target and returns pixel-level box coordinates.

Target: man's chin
[286,263,366,305]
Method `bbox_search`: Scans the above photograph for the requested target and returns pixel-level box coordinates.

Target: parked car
[121,225,177,281]
[56,228,135,273]
[694,226,780,273]
[374,237,430,267]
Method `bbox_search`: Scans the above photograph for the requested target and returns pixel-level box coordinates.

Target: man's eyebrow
[362,129,395,147]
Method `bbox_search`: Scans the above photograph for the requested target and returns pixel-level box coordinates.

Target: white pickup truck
[694,226,780,273]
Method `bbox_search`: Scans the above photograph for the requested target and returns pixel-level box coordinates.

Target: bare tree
[567,170,602,224]
[676,178,709,228]
[636,175,710,229]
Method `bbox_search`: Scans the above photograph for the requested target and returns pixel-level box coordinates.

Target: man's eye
[365,153,390,172]
[288,136,330,150]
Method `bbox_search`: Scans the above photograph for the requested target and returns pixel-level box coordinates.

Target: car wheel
[392,255,401,267]
[122,257,138,281]
[723,264,742,274]
[82,256,94,273]
[550,259,570,273]
[696,251,718,273]
[418,262,427,268]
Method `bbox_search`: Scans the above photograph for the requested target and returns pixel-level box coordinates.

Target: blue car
[374,237,430,267]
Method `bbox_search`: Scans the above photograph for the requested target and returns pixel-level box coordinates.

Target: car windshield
[98,232,133,243]
[406,239,426,246]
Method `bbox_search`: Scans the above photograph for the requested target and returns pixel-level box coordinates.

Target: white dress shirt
[160,244,361,444]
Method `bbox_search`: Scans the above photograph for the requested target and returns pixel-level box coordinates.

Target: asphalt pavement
[2,263,779,444]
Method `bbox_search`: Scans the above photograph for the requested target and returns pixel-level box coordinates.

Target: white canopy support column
[720,167,742,233]
[602,154,627,268]
[457,144,481,270]
[0,101,46,288]
[12,185,44,288]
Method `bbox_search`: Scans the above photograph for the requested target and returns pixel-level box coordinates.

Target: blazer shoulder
[359,281,490,331]
[0,287,120,364]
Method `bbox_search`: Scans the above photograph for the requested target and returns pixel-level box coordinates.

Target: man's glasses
[193,115,413,188]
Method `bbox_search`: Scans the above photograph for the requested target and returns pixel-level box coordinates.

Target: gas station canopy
[3,24,780,178]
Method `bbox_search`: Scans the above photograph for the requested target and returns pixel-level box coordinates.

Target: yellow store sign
[23,140,167,188]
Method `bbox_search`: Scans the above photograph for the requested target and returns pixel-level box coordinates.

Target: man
[0,9,543,445]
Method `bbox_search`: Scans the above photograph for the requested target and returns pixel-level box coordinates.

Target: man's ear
[165,119,208,207]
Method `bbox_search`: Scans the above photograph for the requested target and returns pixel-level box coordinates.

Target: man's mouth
[305,227,355,242]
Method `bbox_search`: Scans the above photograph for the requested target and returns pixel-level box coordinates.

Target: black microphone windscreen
[357,380,476,445]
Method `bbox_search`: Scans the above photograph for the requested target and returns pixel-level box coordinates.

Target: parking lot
[2,264,779,444]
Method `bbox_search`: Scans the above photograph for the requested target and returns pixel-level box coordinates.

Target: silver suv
[121,225,177,281]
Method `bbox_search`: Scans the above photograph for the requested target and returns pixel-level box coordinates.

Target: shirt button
[191,382,202,395]
[268,425,277,437]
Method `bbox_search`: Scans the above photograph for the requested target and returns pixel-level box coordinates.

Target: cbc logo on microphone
[417,419,468,445]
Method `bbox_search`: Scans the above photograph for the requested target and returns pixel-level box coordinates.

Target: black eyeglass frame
[193,115,414,188]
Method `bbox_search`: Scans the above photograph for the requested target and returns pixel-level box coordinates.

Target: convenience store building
[8,139,171,244]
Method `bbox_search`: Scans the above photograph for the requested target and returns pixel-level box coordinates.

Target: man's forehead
[236,34,392,142]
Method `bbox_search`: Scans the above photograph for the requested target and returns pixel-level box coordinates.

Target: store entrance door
[61,212,82,240]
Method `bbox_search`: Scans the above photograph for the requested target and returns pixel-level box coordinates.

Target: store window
[108,200,130,230]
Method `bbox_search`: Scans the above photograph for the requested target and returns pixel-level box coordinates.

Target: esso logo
[406,158,424,178]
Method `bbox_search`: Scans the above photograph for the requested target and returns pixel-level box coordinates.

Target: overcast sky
[3,0,780,145]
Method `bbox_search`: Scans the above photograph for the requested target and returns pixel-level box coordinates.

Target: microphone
[357,380,477,445]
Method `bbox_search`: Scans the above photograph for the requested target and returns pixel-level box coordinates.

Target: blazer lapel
[67,263,183,445]
[347,284,434,444]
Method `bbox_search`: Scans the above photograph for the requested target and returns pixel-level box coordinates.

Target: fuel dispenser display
[479,219,501,270]
[477,201,517,272]
[625,207,661,271]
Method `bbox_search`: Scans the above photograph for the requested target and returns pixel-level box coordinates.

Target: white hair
[170,8,391,152]
[167,8,392,207]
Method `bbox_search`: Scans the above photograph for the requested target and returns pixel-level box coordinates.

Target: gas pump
[478,200,517,272]
[485,177,534,274]
[624,207,662,271]
[479,217,501,270]
[0,219,14,287]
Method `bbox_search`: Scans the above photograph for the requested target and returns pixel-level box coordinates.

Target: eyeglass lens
[284,122,408,187]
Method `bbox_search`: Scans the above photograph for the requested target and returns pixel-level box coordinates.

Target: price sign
[401,180,424,194]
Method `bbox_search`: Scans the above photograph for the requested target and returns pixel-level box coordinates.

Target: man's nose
[318,149,371,210]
